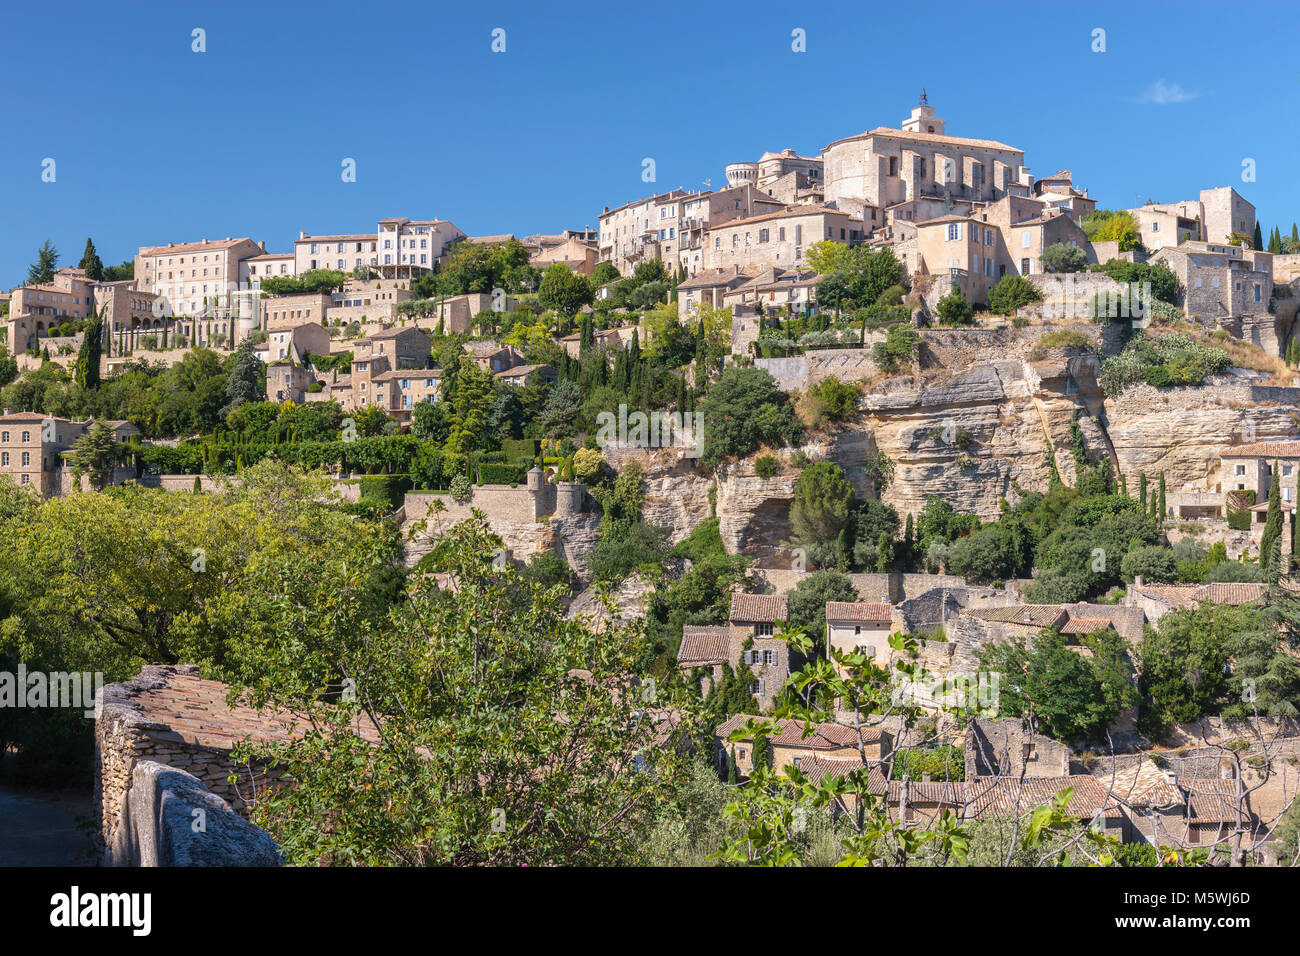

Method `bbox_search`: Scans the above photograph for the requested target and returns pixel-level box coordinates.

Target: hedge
[357,474,414,507]
[476,462,526,485]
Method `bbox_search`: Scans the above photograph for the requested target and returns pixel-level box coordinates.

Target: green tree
[787,570,858,656]
[935,285,974,326]
[537,263,595,317]
[987,274,1042,315]
[1259,461,1284,581]
[78,238,104,282]
[1040,243,1087,274]
[27,240,59,285]
[697,366,801,471]
[221,338,265,418]
[790,462,854,547]
[67,421,125,491]
[74,312,103,390]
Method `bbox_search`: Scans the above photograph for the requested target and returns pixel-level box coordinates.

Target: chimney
[1134,575,1144,589]
[259,241,266,251]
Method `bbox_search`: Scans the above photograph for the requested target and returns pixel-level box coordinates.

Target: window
[1285,465,1294,477]
[946,223,961,241]
[21,452,30,467]
[762,650,774,666]
[1255,284,1262,302]
[0,453,6,466]
[1152,221,1160,232]
[984,228,993,245]
[0,432,6,442]
[21,431,30,442]
[1235,464,1246,476]
[754,622,773,637]
[1021,230,1031,249]
[758,228,769,243]
[749,680,765,697]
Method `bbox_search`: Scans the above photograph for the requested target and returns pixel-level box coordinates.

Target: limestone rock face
[1103,379,1300,493]
[640,470,714,543]
[714,460,800,560]
[566,572,657,627]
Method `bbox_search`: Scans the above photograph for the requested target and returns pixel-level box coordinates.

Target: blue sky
[2,0,1297,284]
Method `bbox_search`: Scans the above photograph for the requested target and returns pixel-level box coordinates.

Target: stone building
[239,252,296,289]
[597,188,690,277]
[703,205,864,274]
[0,411,138,496]
[822,97,1028,219]
[964,717,1071,779]
[134,236,266,318]
[728,592,792,710]
[1149,240,1271,326]
[676,267,754,319]
[715,715,887,779]
[294,217,465,279]
[825,601,893,675]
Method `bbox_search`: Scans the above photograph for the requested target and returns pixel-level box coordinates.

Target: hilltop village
[6,97,1300,868]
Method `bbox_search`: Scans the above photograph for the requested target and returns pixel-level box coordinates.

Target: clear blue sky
[3,0,1297,285]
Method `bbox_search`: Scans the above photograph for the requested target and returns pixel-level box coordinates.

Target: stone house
[825,600,894,675]
[0,411,139,496]
[1126,580,1267,625]
[728,592,792,710]
[264,321,331,363]
[1149,241,1272,326]
[262,293,331,331]
[715,714,888,779]
[1220,439,1300,508]
[495,364,555,387]
[964,717,1071,779]
[676,267,753,319]
[703,205,864,275]
[721,268,818,317]
[135,236,266,318]
[822,99,1028,218]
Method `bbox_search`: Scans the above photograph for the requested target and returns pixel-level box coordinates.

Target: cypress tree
[875,531,892,573]
[1260,462,1284,580]
[75,311,103,390]
[1157,472,1167,524]
[904,513,915,570]
[193,474,202,493]
[727,746,738,784]
[1139,473,1148,510]
[78,237,104,281]
[1120,474,1128,497]
[1253,222,1264,251]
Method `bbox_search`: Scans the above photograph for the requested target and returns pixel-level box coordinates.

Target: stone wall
[95,665,285,866]
[754,345,885,392]
[108,761,281,866]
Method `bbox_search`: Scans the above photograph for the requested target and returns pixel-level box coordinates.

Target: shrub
[754,454,779,479]
[805,376,862,426]
[1041,243,1088,274]
[449,474,472,502]
[871,322,920,372]
[477,462,526,485]
[935,285,974,326]
[1099,332,1230,396]
[357,474,414,508]
[987,274,1042,315]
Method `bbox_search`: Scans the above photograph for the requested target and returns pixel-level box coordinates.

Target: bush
[871,322,920,372]
[585,522,669,580]
[1099,332,1230,396]
[476,462,526,485]
[935,285,974,326]
[805,376,862,426]
[1120,545,1178,584]
[754,454,779,479]
[1041,242,1088,274]
[890,746,965,781]
[698,366,802,471]
[357,474,414,508]
[449,474,472,502]
[987,274,1042,315]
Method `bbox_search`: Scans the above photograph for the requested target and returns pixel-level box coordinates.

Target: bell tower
[901,89,945,136]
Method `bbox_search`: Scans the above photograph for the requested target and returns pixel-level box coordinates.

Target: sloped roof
[965,775,1122,821]
[966,605,1068,629]
[730,592,788,623]
[716,715,878,748]
[677,626,731,666]
[826,601,893,624]
[1221,441,1300,459]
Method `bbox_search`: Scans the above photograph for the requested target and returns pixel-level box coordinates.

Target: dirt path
[0,787,95,866]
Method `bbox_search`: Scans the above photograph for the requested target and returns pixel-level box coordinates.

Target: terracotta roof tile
[677,626,730,667]
[826,601,893,624]
[966,605,1068,629]
[716,715,879,748]
[729,592,788,623]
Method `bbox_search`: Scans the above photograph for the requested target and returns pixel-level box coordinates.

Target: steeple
[901,94,944,136]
